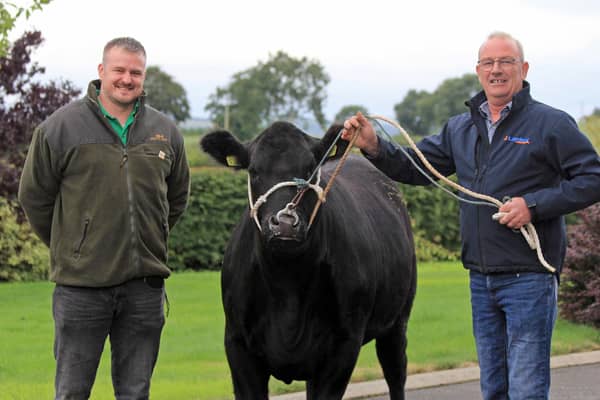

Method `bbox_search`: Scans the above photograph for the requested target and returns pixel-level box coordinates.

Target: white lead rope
[368,114,556,273]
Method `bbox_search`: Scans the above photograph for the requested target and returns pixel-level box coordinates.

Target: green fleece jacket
[18,80,190,287]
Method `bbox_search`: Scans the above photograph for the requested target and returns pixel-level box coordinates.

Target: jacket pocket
[162,222,169,261]
[73,218,90,260]
[144,149,172,162]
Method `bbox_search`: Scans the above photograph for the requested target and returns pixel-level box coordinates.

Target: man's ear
[200,130,249,169]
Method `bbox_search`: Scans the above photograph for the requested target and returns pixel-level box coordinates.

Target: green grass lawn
[1,262,599,399]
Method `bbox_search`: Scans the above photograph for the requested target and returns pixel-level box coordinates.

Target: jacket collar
[466,80,531,114]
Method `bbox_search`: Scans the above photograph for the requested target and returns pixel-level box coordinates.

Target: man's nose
[121,72,133,83]
[491,61,503,72]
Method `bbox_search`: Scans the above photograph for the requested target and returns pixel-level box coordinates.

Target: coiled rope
[366,114,555,273]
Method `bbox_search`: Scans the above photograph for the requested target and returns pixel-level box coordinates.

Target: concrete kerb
[271,350,600,400]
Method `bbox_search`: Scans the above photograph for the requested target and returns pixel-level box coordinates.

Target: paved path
[272,350,600,400]
[375,363,600,400]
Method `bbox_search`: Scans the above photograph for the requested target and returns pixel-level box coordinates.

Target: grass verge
[1,262,598,399]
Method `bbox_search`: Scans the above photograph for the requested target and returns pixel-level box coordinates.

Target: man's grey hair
[480,31,525,61]
[102,37,146,64]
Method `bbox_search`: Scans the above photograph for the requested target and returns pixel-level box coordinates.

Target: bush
[166,168,459,271]
[1,167,462,279]
[559,203,600,328]
[413,231,459,262]
[400,181,461,252]
[168,168,247,270]
[0,167,461,280]
[0,198,48,281]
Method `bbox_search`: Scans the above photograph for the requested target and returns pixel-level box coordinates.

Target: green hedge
[166,168,459,271]
[0,167,460,281]
[400,181,461,252]
[168,168,248,271]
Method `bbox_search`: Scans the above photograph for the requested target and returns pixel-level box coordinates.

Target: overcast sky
[11,0,600,124]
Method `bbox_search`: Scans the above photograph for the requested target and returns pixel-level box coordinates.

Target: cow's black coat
[201,122,417,400]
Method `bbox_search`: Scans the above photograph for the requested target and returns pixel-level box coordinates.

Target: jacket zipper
[473,124,488,271]
[124,118,141,274]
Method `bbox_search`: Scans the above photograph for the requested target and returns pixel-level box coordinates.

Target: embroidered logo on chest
[504,135,530,145]
[148,133,168,142]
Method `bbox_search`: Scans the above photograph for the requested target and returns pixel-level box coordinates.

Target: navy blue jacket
[369,82,600,274]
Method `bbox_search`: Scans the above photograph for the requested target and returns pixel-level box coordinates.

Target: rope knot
[293,178,309,189]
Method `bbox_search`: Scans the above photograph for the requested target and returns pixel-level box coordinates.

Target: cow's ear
[200,130,250,169]
[313,124,349,162]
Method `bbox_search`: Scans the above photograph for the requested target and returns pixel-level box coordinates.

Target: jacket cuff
[523,193,538,222]
[361,139,386,161]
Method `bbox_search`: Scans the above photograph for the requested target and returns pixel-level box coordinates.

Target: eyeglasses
[477,57,521,71]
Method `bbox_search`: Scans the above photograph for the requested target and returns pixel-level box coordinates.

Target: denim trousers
[52,278,165,400]
[469,270,558,400]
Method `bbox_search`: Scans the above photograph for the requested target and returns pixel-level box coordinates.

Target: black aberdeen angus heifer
[201,122,416,400]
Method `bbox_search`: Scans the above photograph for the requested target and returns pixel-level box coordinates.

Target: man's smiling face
[98,46,146,109]
[476,36,529,107]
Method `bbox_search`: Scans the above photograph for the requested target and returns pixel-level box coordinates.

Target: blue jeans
[469,271,557,400]
[53,278,165,400]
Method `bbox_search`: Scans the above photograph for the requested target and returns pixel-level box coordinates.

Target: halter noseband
[247,168,324,232]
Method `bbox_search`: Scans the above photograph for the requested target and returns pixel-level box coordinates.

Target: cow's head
[201,121,346,255]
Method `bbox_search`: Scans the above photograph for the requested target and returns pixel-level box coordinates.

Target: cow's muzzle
[266,203,306,244]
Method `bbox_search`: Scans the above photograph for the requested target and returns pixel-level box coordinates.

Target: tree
[0,0,50,56]
[393,89,431,136]
[394,73,480,136]
[205,51,330,140]
[0,30,80,200]
[143,65,190,123]
[333,104,369,123]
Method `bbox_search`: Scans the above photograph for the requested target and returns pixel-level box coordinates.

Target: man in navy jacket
[343,31,600,400]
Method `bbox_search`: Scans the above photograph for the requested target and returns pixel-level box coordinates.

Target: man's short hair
[481,31,525,60]
[102,37,146,64]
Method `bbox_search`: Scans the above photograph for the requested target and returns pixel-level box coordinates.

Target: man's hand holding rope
[496,197,532,230]
[341,112,380,157]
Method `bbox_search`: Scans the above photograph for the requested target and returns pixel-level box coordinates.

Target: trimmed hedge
[166,168,459,271]
[167,168,248,271]
[400,182,461,252]
[0,167,459,281]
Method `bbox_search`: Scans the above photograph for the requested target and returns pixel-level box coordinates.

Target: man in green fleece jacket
[18,37,190,399]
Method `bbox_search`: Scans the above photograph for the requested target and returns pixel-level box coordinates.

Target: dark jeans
[470,271,557,400]
[53,278,165,400]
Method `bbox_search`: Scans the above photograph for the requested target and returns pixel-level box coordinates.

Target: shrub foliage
[165,168,459,271]
[1,160,459,280]
[168,169,248,271]
[0,198,48,281]
[559,203,600,327]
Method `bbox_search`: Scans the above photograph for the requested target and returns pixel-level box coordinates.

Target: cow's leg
[305,341,361,400]
[375,319,409,400]
[225,336,269,400]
